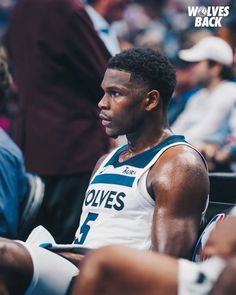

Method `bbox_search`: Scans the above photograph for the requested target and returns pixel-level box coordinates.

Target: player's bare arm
[71,245,178,295]
[149,145,209,258]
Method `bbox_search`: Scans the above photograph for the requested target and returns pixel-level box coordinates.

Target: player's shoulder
[147,144,209,203]
[150,143,208,185]
[161,144,206,167]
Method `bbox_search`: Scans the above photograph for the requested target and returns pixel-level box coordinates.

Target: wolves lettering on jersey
[84,189,126,211]
[81,164,143,215]
[75,135,206,250]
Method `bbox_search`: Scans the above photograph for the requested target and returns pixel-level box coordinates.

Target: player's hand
[59,252,84,267]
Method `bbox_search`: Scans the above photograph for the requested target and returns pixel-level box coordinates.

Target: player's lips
[99,113,112,127]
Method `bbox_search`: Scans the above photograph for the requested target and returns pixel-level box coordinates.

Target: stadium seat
[18,173,45,240]
[207,172,236,219]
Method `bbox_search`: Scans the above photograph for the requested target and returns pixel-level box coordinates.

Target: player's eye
[110,90,120,97]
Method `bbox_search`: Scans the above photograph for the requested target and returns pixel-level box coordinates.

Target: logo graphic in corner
[192,213,225,262]
[188,6,230,27]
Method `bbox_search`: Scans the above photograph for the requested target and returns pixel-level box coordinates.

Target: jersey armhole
[89,145,126,183]
[135,141,208,209]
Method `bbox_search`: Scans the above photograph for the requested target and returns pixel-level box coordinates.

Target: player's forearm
[152,222,198,259]
[72,246,178,295]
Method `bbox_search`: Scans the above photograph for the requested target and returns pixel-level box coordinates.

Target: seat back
[203,172,235,228]
[18,173,45,240]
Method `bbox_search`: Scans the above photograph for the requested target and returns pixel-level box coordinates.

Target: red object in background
[0,116,9,133]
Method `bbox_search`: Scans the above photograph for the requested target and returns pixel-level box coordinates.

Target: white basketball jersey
[74,135,206,250]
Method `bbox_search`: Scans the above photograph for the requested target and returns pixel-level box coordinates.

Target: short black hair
[107,47,176,109]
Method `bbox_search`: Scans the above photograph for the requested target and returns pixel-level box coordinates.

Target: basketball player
[0,48,208,295]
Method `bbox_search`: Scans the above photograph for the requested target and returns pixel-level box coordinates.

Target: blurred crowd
[1,0,236,172]
[0,2,235,295]
[0,0,236,241]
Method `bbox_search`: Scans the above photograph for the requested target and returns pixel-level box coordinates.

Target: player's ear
[145,90,160,111]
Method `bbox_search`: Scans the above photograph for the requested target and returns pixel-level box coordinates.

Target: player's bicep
[152,148,208,215]
[150,147,209,257]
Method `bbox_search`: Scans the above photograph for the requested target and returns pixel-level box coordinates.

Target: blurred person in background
[127,0,169,53]
[84,0,129,147]
[168,58,199,125]
[0,45,17,135]
[84,0,129,56]
[197,103,236,172]
[168,29,213,126]
[0,127,27,239]
[216,4,236,83]
[0,0,15,39]
[0,46,10,133]
[0,57,27,238]
[5,0,111,243]
[172,36,236,170]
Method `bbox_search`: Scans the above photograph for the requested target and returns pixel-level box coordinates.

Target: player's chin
[106,130,118,139]
[105,127,121,139]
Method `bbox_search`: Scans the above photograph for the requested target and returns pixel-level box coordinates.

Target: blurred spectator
[0,46,11,133]
[0,0,15,39]
[199,103,236,171]
[0,127,27,238]
[172,37,236,153]
[5,0,111,243]
[0,45,17,135]
[168,29,213,125]
[217,1,236,78]
[168,58,199,125]
[84,0,129,55]
[84,0,129,147]
[129,0,170,53]
[0,127,28,238]
[0,56,27,238]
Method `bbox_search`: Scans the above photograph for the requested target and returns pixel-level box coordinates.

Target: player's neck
[124,125,172,159]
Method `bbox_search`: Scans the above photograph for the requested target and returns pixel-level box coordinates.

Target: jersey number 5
[75,212,99,245]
